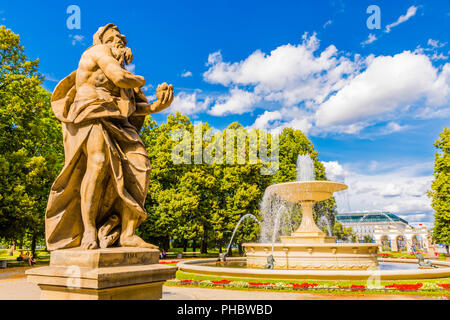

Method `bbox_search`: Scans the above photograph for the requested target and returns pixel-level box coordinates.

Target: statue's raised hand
[153,82,174,112]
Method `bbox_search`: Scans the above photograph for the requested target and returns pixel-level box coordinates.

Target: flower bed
[167,278,450,293]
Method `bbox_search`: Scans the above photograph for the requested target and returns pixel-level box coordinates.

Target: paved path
[0,268,438,300]
[0,278,436,300]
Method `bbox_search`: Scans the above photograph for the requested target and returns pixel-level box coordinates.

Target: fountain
[243,154,379,270]
[177,154,450,280]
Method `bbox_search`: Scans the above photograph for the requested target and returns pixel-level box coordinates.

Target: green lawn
[380,251,446,260]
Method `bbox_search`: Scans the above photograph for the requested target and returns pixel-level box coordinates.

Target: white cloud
[125,63,135,73]
[204,33,362,116]
[169,91,211,115]
[170,33,449,137]
[141,84,153,92]
[181,70,193,77]
[323,20,332,29]
[43,74,59,82]
[380,122,409,135]
[315,52,450,127]
[385,6,418,33]
[361,34,377,46]
[208,87,260,116]
[69,34,85,46]
[322,161,347,182]
[323,160,433,222]
[414,39,448,61]
[251,110,282,130]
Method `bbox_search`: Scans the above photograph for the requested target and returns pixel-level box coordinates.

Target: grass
[381,251,446,260]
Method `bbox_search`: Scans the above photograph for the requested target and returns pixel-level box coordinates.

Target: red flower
[290,282,318,289]
[211,279,232,285]
[385,283,423,291]
[180,279,198,284]
[338,284,366,291]
[437,284,450,289]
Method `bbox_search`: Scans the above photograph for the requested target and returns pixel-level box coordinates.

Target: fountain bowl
[268,181,348,202]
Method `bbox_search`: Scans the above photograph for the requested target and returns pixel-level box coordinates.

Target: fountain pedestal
[280,201,336,244]
[244,181,379,270]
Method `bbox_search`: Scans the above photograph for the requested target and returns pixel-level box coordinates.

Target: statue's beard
[111,46,133,68]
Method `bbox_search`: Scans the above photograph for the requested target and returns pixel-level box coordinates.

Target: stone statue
[46,24,174,251]
[414,253,437,268]
[265,254,275,269]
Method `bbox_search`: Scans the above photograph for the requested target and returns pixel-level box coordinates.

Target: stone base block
[243,243,379,270]
[26,247,177,300]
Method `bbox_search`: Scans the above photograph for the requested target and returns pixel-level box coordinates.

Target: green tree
[214,123,272,255]
[429,127,450,252]
[139,113,195,250]
[0,26,63,254]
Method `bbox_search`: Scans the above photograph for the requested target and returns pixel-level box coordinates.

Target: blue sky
[1,0,449,224]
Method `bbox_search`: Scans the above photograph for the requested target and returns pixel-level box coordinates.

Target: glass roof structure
[336,212,409,225]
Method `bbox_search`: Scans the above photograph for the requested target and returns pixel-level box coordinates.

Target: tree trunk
[183,239,187,253]
[201,230,208,254]
[31,233,37,257]
[238,243,243,255]
[192,239,196,253]
[164,236,170,251]
[219,245,222,253]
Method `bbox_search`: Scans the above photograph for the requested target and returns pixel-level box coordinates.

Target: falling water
[226,213,260,255]
[296,154,316,181]
[271,206,284,253]
[259,189,301,243]
[319,215,332,236]
[259,154,318,244]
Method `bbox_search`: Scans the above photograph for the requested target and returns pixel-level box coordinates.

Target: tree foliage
[0,26,63,252]
[429,127,450,245]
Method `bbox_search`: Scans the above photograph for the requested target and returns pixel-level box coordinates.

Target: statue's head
[93,23,133,67]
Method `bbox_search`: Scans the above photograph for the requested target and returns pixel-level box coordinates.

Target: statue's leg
[116,138,157,249]
[80,124,109,250]
[119,206,158,249]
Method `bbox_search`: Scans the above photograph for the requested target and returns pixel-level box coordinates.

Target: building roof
[336,212,409,225]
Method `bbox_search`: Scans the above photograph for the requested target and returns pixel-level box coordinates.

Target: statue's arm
[134,101,162,116]
[134,83,174,116]
[94,46,145,89]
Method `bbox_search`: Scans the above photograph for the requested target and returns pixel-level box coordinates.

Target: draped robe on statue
[46,70,151,251]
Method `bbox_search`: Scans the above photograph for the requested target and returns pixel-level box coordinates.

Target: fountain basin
[177,258,450,280]
[243,243,379,270]
[268,181,347,202]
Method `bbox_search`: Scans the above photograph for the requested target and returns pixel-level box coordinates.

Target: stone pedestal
[26,247,177,300]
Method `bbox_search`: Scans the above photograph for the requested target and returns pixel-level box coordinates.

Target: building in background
[336,212,431,252]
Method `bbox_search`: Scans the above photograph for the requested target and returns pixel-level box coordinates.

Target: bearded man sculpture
[46,24,173,251]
